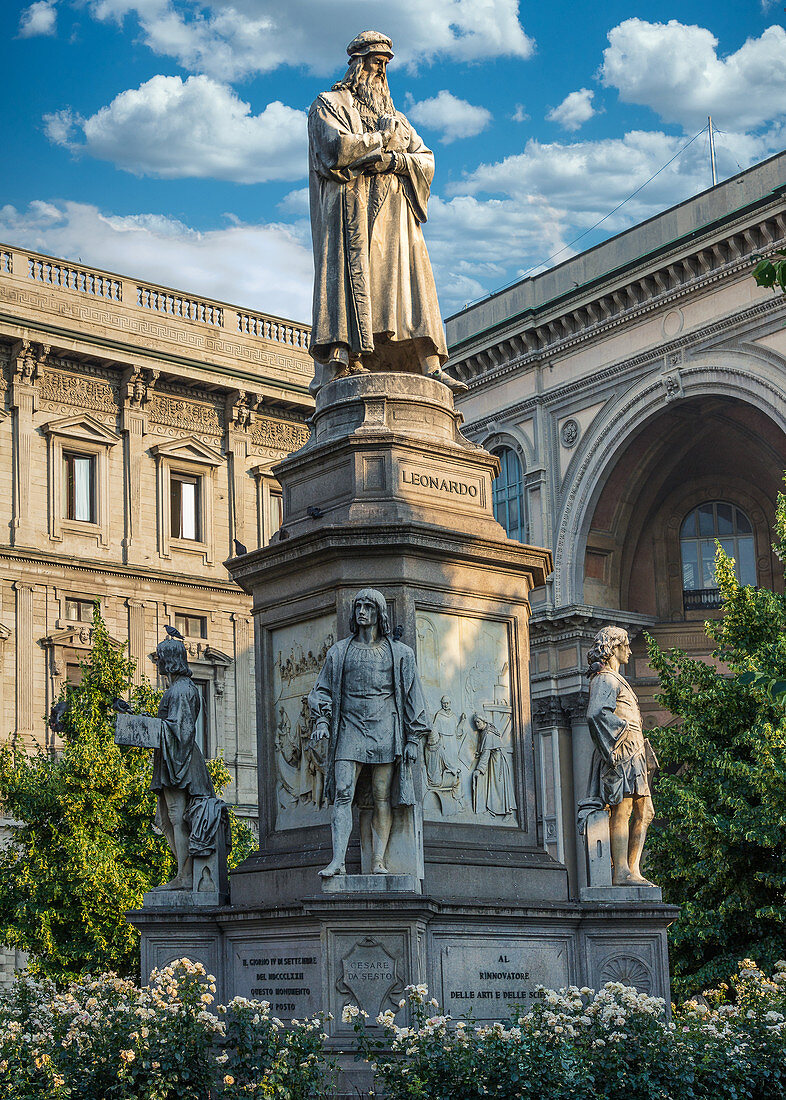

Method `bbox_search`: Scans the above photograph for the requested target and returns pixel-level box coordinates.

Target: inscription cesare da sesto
[402,469,479,497]
[241,954,317,1011]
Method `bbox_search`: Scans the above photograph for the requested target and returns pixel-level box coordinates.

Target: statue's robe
[308,88,448,370]
[151,675,228,856]
[582,669,656,819]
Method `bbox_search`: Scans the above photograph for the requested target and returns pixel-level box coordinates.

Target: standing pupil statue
[308,30,466,395]
[151,635,229,891]
[583,627,657,887]
[308,589,430,878]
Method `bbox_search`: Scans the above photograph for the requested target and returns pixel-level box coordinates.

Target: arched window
[680,501,756,609]
[491,446,527,542]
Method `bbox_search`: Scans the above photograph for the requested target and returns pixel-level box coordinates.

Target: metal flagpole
[708,116,717,186]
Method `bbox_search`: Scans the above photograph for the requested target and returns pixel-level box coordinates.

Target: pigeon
[307,505,323,518]
[112,697,133,713]
[233,537,248,556]
[165,624,184,640]
[278,528,290,541]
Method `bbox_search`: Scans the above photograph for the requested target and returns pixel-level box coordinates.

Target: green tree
[0,609,254,982]
[645,494,786,997]
[754,252,786,294]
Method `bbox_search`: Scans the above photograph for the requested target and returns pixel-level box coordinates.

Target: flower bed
[2,958,786,1098]
[0,959,332,1099]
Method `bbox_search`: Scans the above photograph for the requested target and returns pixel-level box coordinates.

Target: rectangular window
[267,489,282,541]
[174,613,207,639]
[193,678,209,756]
[171,473,201,540]
[64,452,95,522]
[66,597,97,622]
[66,662,84,687]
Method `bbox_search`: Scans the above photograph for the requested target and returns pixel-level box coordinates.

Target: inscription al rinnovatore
[401,468,479,497]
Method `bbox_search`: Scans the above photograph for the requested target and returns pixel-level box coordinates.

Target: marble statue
[581,626,657,887]
[471,713,517,818]
[307,29,465,394]
[308,588,431,877]
[116,634,230,892]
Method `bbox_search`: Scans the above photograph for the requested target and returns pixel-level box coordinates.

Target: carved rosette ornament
[598,954,653,994]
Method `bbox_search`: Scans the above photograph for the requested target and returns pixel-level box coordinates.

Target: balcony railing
[683,588,723,611]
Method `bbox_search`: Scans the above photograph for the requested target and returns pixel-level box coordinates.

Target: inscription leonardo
[401,468,479,497]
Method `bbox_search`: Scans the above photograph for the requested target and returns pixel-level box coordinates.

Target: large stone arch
[553,349,786,608]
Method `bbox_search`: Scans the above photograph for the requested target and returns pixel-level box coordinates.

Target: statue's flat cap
[346,30,394,59]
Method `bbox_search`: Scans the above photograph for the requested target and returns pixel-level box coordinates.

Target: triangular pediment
[151,435,223,467]
[42,413,120,446]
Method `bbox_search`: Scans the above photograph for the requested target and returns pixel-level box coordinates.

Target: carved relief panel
[270,613,337,831]
[415,610,518,827]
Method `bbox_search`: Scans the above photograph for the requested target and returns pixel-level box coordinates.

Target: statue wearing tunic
[579,626,657,887]
[308,588,430,878]
[307,30,463,393]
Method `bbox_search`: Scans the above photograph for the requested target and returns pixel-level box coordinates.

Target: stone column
[13,581,36,746]
[231,612,255,804]
[225,391,257,556]
[127,599,147,685]
[10,341,45,549]
[120,367,156,565]
[561,690,591,894]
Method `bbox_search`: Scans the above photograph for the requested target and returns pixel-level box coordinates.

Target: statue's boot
[319,800,352,877]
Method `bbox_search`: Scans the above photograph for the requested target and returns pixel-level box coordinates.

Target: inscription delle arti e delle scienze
[401,469,479,497]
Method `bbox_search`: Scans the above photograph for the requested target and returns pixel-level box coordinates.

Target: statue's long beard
[354,74,395,118]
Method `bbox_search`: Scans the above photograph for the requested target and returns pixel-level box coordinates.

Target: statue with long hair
[308,588,430,878]
[307,30,465,394]
[580,626,658,887]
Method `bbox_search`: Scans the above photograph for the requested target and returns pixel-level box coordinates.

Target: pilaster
[10,340,46,548]
[120,367,157,564]
[225,391,258,554]
[13,581,36,745]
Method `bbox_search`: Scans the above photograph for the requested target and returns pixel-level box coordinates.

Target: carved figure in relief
[580,627,658,887]
[295,694,326,808]
[471,714,516,818]
[309,589,430,877]
[150,635,230,890]
[308,31,465,393]
[275,706,299,807]
[424,696,466,813]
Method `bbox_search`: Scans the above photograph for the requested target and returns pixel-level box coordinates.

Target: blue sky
[3,1,785,323]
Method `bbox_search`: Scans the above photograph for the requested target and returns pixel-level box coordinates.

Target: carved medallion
[598,953,653,994]
[336,937,402,1019]
[561,419,579,448]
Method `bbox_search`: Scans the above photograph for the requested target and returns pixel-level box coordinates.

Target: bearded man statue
[307,30,465,394]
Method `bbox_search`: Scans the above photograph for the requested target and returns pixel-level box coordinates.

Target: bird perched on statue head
[165,624,184,640]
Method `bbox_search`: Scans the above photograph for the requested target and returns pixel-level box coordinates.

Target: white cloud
[511,104,529,123]
[18,1,57,37]
[84,0,534,79]
[44,75,307,183]
[406,90,492,144]
[547,88,596,132]
[0,199,312,321]
[601,19,786,131]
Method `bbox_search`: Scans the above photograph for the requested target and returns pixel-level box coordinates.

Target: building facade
[0,243,312,818]
[448,151,786,896]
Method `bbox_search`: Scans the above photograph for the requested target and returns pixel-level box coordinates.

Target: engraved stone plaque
[436,934,572,1021]
[270,613,337,831]
[336,936,403,1020]
[232,939,322,1019]
[416,610,517,826]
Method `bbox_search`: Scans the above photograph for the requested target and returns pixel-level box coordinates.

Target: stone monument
[578,626,660,901]
[129,31,677,1095]
[115,632,230,907]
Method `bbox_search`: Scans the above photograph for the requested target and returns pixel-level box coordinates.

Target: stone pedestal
[129,374,677,1096]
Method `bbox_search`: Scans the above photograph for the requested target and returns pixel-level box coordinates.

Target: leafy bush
[348,960,786,1100]
[0,958,333,1100]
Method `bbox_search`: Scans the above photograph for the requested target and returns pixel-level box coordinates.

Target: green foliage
[0,958,334,1099]
[644,521,786,997]
[754,252,786,294]
[0,609,255,982]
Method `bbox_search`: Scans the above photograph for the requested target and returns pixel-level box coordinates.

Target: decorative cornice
[451,212,786,388]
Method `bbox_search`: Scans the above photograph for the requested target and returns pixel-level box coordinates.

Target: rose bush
[0,958,333,1100]
[349,960,786,1100]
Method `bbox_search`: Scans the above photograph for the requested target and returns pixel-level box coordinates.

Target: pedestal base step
[321,873,421,894]
[142,888,224,908]
[581,885,663,903]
